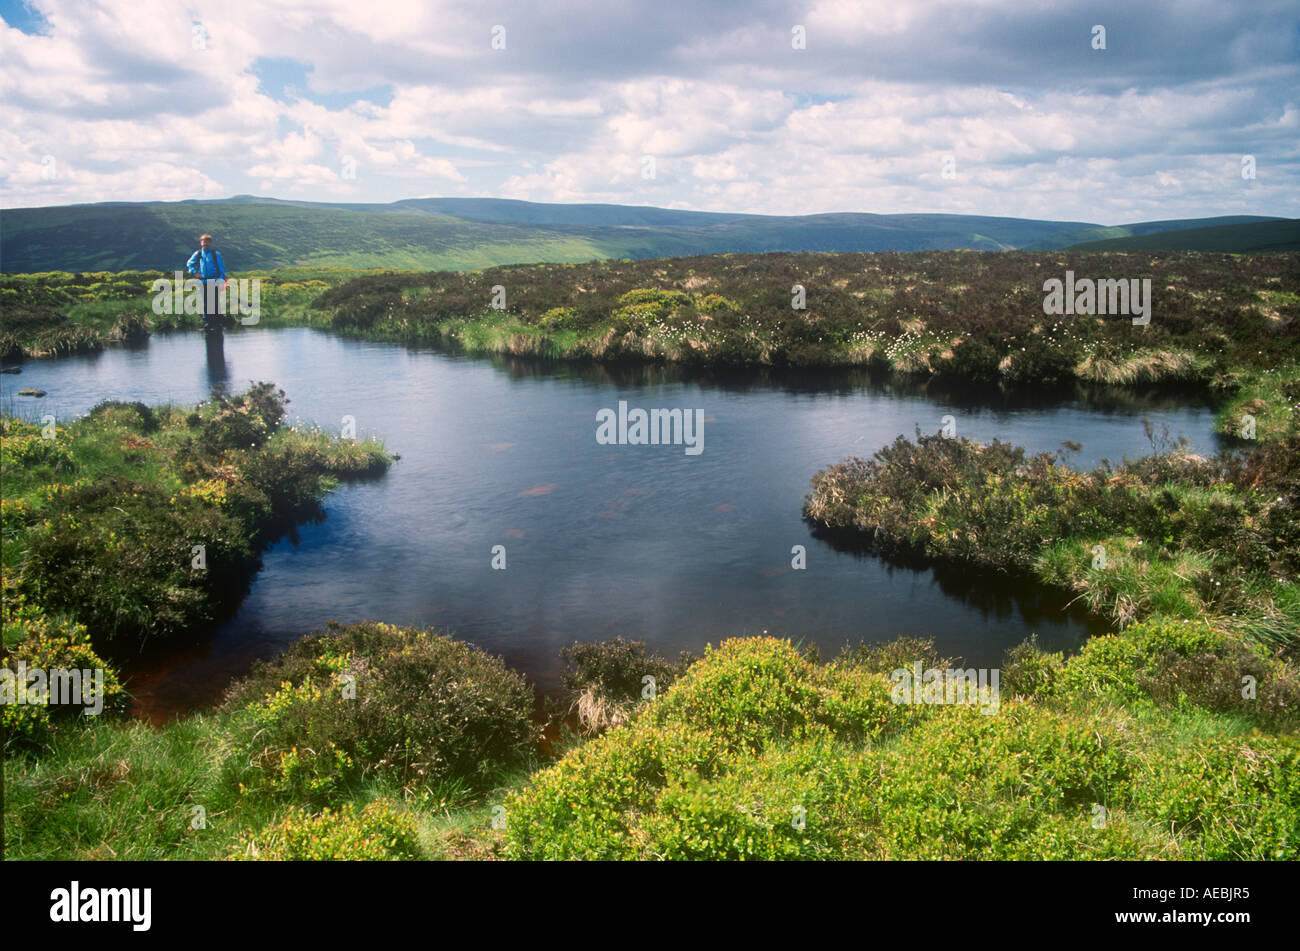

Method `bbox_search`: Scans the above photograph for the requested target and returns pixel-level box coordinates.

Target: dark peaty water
[2,328,1223,720]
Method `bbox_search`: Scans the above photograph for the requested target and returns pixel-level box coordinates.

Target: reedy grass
[1035,536,1214,627]
[1076,347,1206,385]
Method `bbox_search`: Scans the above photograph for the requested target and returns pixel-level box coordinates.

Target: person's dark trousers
[200,278,222,333]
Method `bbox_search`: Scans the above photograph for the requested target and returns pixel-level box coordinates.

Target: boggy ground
[4,403,1297,858]
[3,248,1297,858]
[3,251,1298,441]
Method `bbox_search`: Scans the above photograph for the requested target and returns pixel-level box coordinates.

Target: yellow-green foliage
[1057,616,1299,724]
[2,589,127,750]
[0,419,75,471]
[696,293,739,313]
[503,638,926,860]
[539,306,581,329]
[503,634,1298,860]
[1133,735,1300,860]
[610,287,693,329]
[230,801,422,860]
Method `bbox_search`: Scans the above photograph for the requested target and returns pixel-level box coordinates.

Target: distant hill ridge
[1064,218,1300,253]
[0,195,1289,272]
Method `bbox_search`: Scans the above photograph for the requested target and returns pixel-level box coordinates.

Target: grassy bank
[4,252,1297,440]
[3,621,541,859]
[7,257,1292,456]
[7,623,1297,860]
[10,255,1288,472]
[304,250,1297,388]
[804,425,1300,654]
[2,383,392,695]
[0,267,368,360]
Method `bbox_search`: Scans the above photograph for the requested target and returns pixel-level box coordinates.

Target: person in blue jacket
[186,233,227,333]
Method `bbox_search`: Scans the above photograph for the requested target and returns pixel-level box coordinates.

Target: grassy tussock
[1076,347,1205,385]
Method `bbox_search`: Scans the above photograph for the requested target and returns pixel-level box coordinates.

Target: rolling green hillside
[0,201,611,273]
[1067,217,1300,253]
[2,197,1290,273]
[1,197,1101,273]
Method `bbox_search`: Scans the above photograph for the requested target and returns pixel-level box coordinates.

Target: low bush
[230,801,422,861]
[806,430,1300,652]
[3,384,393,649]
[835,634,950,676]
[935,337,1002,385]
[1059,616,1299,726]
[559,637,693,734]
[2,610,128,753]
[21,479,251,642]
[223,622,537,803]
[504,635,1297,860]
[1001,635,1066,701]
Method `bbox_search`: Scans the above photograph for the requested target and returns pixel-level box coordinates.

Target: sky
[1,0,1296,223]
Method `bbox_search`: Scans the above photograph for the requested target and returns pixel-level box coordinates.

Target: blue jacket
[187,248,226,280]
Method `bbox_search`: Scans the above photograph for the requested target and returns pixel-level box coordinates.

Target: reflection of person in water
[204,324,230,395]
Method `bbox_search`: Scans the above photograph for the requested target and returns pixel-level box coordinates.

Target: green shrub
[812,661,929,743]
[645,638,823,753]
[1003,336,1081,386]
[506,638,1152,860]
[1058,617,1297,726]
[224,622,536,802]
[331,291,399,330]
[87,400,159,434]
[506,720,728,860]
[193,382,286,455]
[835,635,950,676]
[5,384,392,650]
[637,740,841,860]
[936,337,1002,384]
[855,701,1137,859]
[1059,633,1147,703]
[1,592,128,753]
[507,640,832,859]
[806,429,1297,653]
[996,809,1168,860]
[696,293,738,314]
[561,637,692,701]
[539,306,581,330]
[21,479,250,642]
[230,801,422,860]
[1002,635,1065,700]
[612,288,692,329]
